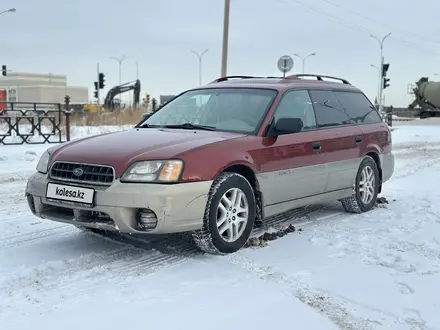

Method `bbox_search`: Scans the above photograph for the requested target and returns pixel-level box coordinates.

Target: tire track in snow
[0,225,75,249]
[0,245,188,297]
[226,253,374,330]
[392,146,440,180]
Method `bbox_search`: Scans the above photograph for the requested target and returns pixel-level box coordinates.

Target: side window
[273,90,317,130]
[308,90,352,127]
[334,91,382,124]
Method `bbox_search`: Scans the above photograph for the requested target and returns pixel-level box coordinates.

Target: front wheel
[340,156,379,213]
[192,172,256,255]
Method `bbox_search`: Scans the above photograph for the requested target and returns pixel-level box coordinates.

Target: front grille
[50,161,115,185]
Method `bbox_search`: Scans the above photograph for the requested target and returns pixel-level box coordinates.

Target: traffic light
[93,81,99,99]
[381,63,390,89]
[98,73,105,89]
[152,98,157,111]
[144,93,150,105]
[382,63,390,77]
[2,65,7,76]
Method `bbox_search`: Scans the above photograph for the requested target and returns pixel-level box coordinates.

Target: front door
[252,89,329,210]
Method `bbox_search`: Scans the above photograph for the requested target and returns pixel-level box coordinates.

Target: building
[0,72,88,105]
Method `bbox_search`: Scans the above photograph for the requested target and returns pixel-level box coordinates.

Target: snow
[1,123,440,329]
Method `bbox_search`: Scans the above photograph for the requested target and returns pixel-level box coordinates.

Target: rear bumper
[380,150,394,183]
[25,172,212,234]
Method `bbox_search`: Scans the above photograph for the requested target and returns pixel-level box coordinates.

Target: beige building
[0,72,88,104]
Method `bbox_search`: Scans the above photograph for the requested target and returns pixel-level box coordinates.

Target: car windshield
[141,88,278,134]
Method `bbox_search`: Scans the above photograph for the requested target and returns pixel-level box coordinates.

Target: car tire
[340,156,379,213]
[192,172,256,255]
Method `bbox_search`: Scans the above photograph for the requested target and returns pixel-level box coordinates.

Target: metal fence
[0,96,72,145]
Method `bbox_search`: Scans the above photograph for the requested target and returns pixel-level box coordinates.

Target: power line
[320,0,440,46]
[275,0,440,56]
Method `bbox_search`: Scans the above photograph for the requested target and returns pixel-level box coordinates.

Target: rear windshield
[142,88,277,134]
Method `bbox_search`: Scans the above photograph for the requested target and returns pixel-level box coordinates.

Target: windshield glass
[141,88,277,134]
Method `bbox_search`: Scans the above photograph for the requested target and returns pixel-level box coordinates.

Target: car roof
[193,74,361,93]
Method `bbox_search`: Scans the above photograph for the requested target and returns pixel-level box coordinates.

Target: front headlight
[36,151,51,174]
[121,160,184,183]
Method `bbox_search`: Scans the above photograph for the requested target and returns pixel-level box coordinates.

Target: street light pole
[110,55,129,85]
[191,49,209,86]
[370,64,381,106]
[293,53,316,73]
[220,0,230,77]
[370,32,391,113]
[0,8,16,16]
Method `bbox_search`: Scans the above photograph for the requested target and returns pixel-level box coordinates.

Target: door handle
[312,141,321,151]
[355,135,362,144]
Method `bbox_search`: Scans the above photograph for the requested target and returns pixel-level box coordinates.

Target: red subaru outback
[25,74,394,255]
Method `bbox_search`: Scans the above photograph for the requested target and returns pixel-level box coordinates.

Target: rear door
[255,89,328,207]
[308,89,363,192]
[333,91,389,152]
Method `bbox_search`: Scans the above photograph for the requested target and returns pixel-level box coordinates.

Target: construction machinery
[408,77,440,119]
[104,79,141,110]
[82,79,141,113]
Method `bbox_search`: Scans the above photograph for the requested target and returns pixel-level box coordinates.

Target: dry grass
[69,107,148,126]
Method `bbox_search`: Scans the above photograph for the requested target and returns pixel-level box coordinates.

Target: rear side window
[334,91,382,124]
[308,90,352,127]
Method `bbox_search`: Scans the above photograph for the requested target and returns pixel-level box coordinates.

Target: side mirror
[267,117,303,136]
[140,113,151,121]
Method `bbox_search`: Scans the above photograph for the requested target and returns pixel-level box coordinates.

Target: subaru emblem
[73,168,84,177]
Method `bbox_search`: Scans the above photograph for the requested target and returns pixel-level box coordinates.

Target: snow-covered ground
[1,123,440,330]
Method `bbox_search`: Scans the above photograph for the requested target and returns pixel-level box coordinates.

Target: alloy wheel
[216,187,249,242]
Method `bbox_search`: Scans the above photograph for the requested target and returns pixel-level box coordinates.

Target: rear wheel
[340,156,379,213]
[192,172,256,255]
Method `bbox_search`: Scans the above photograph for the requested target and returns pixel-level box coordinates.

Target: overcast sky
[1,0,440,106]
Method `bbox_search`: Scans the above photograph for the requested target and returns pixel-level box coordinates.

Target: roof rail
[209,75,261,84]
[286,74,351,85]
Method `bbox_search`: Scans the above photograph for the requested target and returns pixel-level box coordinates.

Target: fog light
[137,209,157,230]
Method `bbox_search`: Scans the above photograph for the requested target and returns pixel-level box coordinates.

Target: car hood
[51,128,245,177]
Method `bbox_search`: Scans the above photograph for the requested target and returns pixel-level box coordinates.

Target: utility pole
[220,0,230,77]
[110,55,128,85]
[293,52,316,73]
[370,32,391,114]
[191,49,209,86]
[136,60,139,80]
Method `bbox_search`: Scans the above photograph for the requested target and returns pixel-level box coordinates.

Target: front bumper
[25,172,212,234]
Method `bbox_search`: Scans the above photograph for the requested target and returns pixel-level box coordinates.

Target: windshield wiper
[161,123,217,131]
